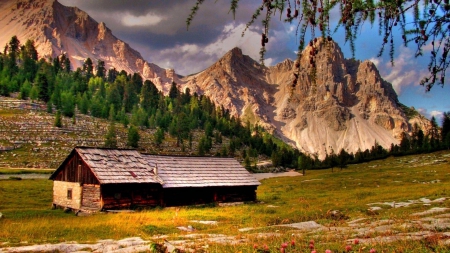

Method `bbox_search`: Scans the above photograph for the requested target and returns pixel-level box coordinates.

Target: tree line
[1,36,449,173]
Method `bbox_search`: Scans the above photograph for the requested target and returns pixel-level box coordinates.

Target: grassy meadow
[0,151,449,252]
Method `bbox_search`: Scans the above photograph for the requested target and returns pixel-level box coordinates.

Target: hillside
[0,97,227,169]
[0,0,433,160]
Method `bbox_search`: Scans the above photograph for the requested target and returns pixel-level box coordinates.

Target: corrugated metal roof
[143,155,261,188]
[75,147,161,184]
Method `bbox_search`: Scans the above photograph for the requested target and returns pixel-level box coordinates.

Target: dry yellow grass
[1,150,449,252]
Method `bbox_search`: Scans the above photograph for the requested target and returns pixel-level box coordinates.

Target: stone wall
[53,181,82,210]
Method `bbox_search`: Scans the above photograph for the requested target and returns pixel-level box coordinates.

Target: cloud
[417,108,444,123]
[371,47,429,95]
[122,13,165,27]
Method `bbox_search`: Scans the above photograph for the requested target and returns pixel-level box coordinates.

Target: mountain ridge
[0,0,431,158]
[0,0,180,92]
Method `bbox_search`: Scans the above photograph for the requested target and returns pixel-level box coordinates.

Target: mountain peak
[229,47,243,57]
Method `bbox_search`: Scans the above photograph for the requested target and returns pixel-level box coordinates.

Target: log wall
[163,186,257,207]
[81,184,101,210]
[101,184,162,210]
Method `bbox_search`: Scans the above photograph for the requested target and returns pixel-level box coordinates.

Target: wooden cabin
[50,147,260,211]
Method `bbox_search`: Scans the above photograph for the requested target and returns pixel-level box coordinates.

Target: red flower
[369,249,376,253]
[353,239,359,245]
[345,245,352,252]
[253,243,258,249]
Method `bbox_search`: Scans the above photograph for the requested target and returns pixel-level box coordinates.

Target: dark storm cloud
[58,0,297,75]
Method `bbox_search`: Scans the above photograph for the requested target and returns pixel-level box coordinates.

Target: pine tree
[154,128,164,146]
[104,121,118,148]
[127,126,140,148]
[54,110,62,128]
[168,82,179,99]
[96,60,105,78]
[441,112,450,148]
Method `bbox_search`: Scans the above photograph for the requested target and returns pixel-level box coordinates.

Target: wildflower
[253,243,258,249]
[311,251,317,253]
[325,250,332,253]
[309,243,315,250]
[345,245,352,252]
[291,239,295,247]
[370,249,376,253]
[353,239,359,245]
[309,239,315,245]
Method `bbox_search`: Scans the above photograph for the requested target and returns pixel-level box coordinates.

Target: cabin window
[67,189,72,199]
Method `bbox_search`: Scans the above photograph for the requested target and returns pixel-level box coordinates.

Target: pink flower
[281,242,288,248]
[280,248,285,253]
[345,245,352,252]
[264,244,269,250]
[253,243,258,249]
[325,250,332,253]
[369,249,376,253]
[309,243,315,250]
[309,239,315,245]
[291,239,295,247]
[353,239,359,245]
[311,251,317,253]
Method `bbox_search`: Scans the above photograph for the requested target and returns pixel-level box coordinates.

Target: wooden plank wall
[101,184,162,209]
[54,153,98,184]
[81,184,101,210]
[163,186,258,207]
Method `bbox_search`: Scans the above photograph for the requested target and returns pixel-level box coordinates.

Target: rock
[327,210,348,220]
[0,212,3,219]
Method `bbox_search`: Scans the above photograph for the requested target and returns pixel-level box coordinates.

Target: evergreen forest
[1,36,450,172]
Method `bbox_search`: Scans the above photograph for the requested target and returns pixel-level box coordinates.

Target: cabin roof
[51,147,161,184]
[51,147,260,187]
[143,155,261,188]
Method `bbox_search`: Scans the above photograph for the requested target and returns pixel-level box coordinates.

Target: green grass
[0,151,449,252]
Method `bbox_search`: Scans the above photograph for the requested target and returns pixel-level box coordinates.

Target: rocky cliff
[0,0,180,92]
[181,39,426,158]
[1,0,428,158]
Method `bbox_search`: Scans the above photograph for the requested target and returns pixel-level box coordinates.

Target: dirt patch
[252,171,302,180]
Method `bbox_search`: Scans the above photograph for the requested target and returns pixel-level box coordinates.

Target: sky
[58,0,449,123]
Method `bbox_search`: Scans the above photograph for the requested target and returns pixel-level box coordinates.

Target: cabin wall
[101,184,162,210]
[81,184,101,210]
[53,153,98,184]
[215,186,257,202]
[53,181,82,210]
[163,186,258,207]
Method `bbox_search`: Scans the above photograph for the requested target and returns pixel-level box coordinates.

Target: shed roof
[52,147,260,188]
[143,155,261,188]
[74,147,161,184]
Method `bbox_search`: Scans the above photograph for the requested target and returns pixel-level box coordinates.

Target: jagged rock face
[1,0,427,158]
[272,38,412,156]
[181,48,277,131]
[0,0,179,91]
[182,39,422,158]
